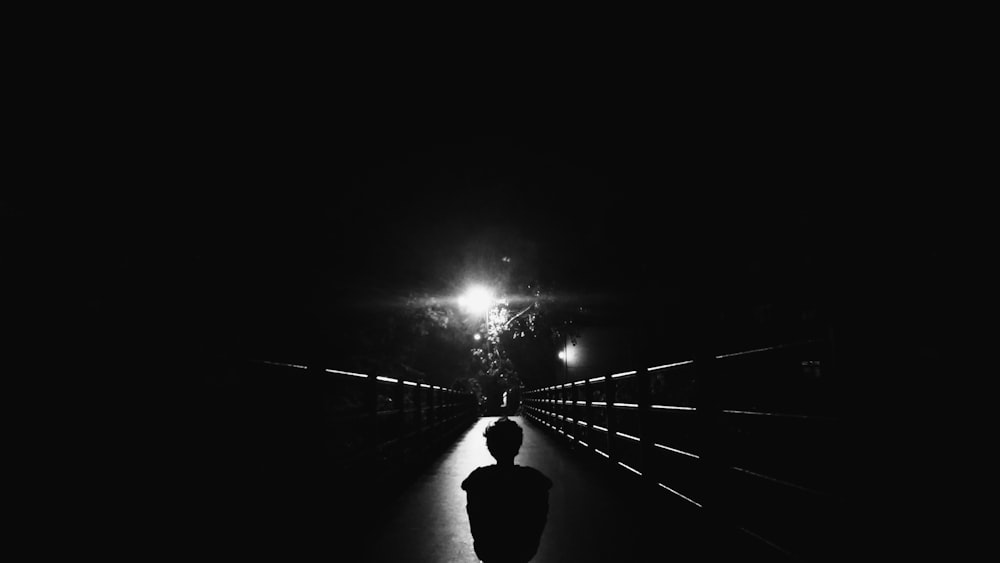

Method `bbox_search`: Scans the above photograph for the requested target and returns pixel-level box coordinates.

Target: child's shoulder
[460,465,493,490]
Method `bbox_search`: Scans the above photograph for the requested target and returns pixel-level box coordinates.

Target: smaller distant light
[474,333,482,341]
[558,346,578,363]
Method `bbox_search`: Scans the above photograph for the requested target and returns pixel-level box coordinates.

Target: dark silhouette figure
[461,418,553,563]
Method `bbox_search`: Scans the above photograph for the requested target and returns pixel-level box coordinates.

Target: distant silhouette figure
[461,418,553,563]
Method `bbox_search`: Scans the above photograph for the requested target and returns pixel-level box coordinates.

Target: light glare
[558,346,578,364]
[458,285,495,315]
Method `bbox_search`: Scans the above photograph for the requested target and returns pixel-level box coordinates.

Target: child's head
[484,417,523,464]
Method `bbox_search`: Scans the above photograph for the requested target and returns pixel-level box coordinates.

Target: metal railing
[245,359,479,477]
[523,338,845,561]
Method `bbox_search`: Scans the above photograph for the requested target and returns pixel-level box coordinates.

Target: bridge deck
[360,415,709,563]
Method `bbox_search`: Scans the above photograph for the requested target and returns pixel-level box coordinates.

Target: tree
[465,281,584,412]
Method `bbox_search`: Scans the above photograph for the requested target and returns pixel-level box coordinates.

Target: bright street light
[458,285,496,315]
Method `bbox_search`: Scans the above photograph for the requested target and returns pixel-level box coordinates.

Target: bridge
[170,335,853,562]
[9,111,949,563]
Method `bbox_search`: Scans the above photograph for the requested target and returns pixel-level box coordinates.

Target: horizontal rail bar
[257,361,474,396]
[656,482,703,508]
[647,360,694,372]
[721,409,839,421]
[533,399,696,413]
[525,339,827,393]
[730,466,827,496]
[610,370,637,379]
[653,442,700,459]
[618,461,642,476]
[526,404,709,513]
[650,404,696,412]
[714,338,825,360]
[259,360,308,369]
[325,368,368,378]
[527,361,694,392]
[715,344,785,360]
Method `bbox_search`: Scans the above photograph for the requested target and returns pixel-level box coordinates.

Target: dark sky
[14,89,941,372]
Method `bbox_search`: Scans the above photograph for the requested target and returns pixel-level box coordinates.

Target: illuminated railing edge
[522,342,837,556]
[721,409,840,422]
[524,408,705,508]
[714,338,825,360]
[524,340,826,395]
[524,360,694,393]
[254,359,475,396]
[259,360,309,370]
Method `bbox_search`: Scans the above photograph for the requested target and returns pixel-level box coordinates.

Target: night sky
[8,85,952,389]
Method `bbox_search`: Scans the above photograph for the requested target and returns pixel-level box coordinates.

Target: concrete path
[360,415,706,562]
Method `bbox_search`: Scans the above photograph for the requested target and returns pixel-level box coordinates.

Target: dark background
[3,65,964,557]
[8,82,955,428]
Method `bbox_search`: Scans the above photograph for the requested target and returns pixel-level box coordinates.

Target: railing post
[551,388,558,432]
[396,378,406,459]
[605,374,617,463]
[584,379,593,448]
[570,382,579,444]
[637,365,653,484]
[565,384,573,440]
[555,387,561,433]
[631,299,654,484]
[694,333,724,526]
[447,389,453,424]
[568,383,573,438]
[560,385,568,438]
[547,388,552,427]
[415,383,424,452]
[366,373,378,464]
[430,386,439,445]
[552,387,559,434]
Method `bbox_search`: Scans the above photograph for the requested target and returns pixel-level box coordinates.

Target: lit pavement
[359,415,707,562]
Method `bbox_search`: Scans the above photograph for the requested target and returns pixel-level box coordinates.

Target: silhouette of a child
[461,418,552,563]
